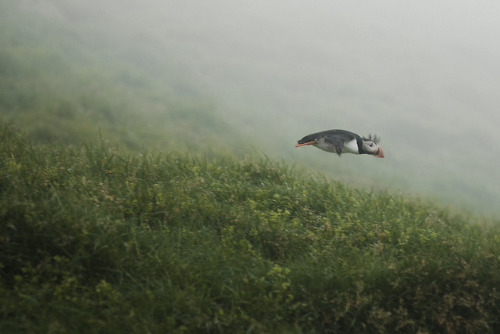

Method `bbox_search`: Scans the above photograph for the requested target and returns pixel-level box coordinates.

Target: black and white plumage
[295,129,384,158]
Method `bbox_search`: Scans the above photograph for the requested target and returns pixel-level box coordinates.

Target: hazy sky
[151,1,500,204]
[150,0,500,134]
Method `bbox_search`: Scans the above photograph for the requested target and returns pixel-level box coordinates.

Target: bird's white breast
[343,139,359,154]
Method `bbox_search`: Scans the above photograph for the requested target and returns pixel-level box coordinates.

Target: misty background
[3,0,500,215]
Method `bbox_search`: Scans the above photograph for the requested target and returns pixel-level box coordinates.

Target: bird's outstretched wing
[320,134,344,155]
[297,130,357,155]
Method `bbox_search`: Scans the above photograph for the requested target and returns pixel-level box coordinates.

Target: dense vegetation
[1,124,499,333]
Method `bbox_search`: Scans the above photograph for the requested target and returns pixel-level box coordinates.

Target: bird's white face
[362,140,385,158]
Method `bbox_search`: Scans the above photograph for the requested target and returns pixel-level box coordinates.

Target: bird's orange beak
[295,141,316,147]
[375,146,385,158]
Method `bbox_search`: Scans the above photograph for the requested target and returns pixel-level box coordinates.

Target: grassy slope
[0,2,241,155]
[1,124,499,333]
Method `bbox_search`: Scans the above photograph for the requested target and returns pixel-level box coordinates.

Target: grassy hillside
[1,124,499,333]
[0,1,241,155]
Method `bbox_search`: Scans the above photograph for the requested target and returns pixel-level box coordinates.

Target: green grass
[0,3,241,155]
[1,123,499,333]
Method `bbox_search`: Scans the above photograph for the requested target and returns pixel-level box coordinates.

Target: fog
[15,0,500,214]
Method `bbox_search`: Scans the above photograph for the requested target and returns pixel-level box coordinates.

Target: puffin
[296,129,384,158]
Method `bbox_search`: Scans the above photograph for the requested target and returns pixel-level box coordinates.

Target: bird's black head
[361,135,384,158]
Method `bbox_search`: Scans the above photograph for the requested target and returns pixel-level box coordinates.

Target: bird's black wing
[322,134,347,155]
[297,129,355,143]
[323,131,357,155]
[298,129,358,155]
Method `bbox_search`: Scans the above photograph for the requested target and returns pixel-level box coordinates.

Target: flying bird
[296,129,384,158]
